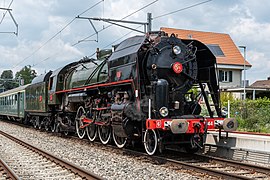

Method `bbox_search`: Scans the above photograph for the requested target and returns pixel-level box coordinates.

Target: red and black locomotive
[0,31,237,155]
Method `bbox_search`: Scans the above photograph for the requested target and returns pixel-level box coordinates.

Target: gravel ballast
[0,120,201,179]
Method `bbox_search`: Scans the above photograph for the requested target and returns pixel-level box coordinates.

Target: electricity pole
[239,46,246,100]
[77,13,153,42]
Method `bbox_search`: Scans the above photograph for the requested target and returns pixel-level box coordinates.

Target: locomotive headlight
[173,45,181,55]
[159,107,169,117]
[172,62,183,74]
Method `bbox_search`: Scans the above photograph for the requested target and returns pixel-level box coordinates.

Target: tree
[1,70,13,80]
[15,65,37,85]
[3,80,18,90]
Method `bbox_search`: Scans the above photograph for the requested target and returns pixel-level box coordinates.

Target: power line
[13,0,104,68]
[153,0,212,19]
[33,26,140,67]
[87,24,143,58]
[75,0,158,44]
[103,25,143,49]
[32,0,158,68]
[36,25,143,67]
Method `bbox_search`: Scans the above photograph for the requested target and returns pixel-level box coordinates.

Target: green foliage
[1,70,13,79]
[3,80,19,90]
[0,70,18,90]
[188,87,199,97]
[226,98,270,133]
[15,65,37,85]
[220,92,234,107]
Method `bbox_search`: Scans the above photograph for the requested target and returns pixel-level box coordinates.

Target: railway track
[0,130,103,180]
[121,147,270,180]
[1,119,270,179]
[0,158,19,180]
[155,151,270,180]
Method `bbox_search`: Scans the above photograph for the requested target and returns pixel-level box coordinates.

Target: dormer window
[207,44,225,57]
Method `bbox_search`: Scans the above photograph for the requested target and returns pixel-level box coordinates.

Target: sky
[0,0,270,84]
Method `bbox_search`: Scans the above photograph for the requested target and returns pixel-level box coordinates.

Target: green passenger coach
[0,84,29,119]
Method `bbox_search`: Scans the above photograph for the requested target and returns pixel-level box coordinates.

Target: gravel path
[0,120,202,180]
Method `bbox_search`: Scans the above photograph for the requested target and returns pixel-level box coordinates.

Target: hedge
[223,97,270,133]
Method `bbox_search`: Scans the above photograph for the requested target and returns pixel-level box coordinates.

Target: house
[161,27,252,91]
[248,77,270,99]
[224,77,270,100]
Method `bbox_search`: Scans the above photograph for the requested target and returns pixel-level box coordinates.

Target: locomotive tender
[0,31,237,155]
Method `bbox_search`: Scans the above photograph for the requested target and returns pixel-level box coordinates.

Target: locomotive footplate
[146,117,238,133]
[146,118,206,134]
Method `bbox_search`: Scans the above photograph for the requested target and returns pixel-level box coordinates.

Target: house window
[207,44,225,57]
[219,70,232,82]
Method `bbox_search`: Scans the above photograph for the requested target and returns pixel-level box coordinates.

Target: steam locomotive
[0,31,237,155]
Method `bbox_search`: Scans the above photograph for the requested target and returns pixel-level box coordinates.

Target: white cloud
[246,50,270,83]
[0,0,270,84]
[226,3,270,83]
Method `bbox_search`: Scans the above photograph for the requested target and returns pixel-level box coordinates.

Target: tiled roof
[161,27,251,67]
[250,80,270,89]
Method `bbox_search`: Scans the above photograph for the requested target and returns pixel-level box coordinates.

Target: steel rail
[0,158,20,180]
[0,130,103,180]
[121,147,269,180]
[1,120,269,179]
[162,157,252,180]
[195,153,270,175]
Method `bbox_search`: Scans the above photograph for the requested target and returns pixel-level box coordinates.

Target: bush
[223,97,270,133]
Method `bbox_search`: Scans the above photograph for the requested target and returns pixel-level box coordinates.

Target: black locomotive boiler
[0,31,237,155]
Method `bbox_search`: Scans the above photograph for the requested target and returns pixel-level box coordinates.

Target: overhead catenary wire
[33,1,158,67]
[88,24,144,58]
[26,0,211,69]
[74,0,158,45]
[153,0,212,19]
[33,25,143,68]
[13,0,104,68]
[33,0,210,68]
[74,0,212,60]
